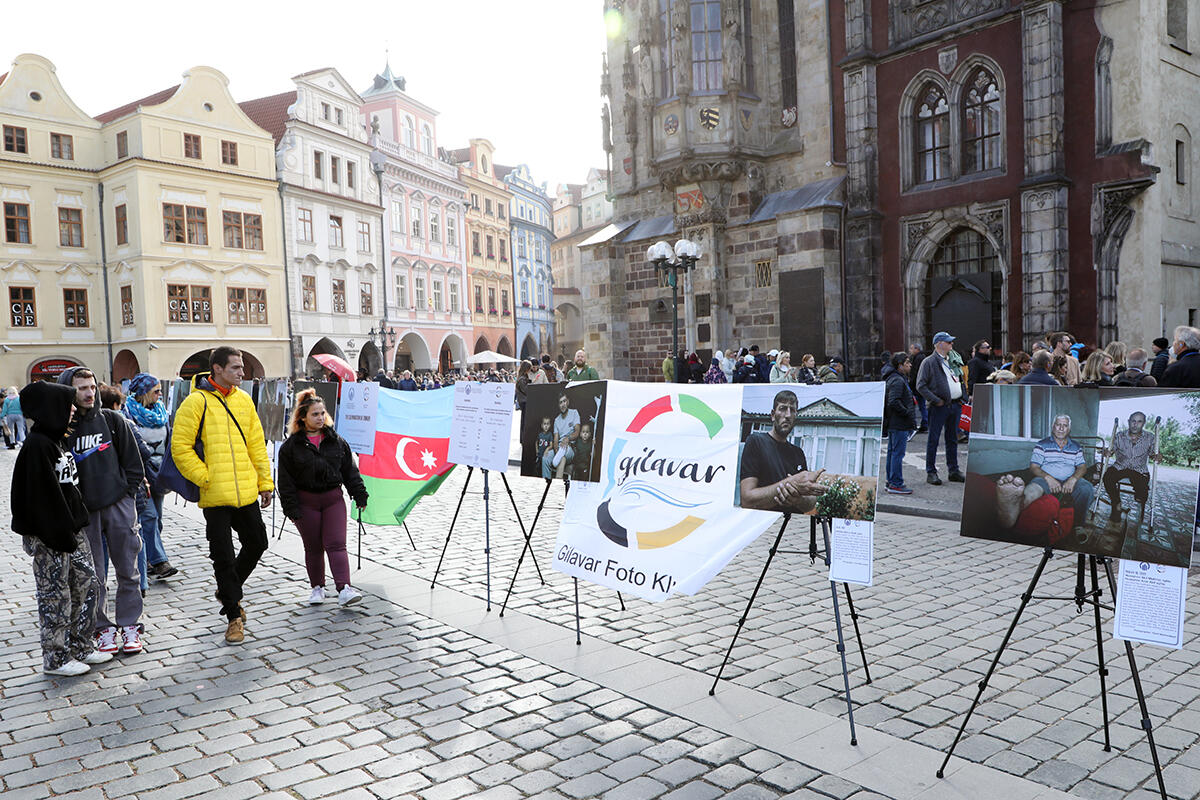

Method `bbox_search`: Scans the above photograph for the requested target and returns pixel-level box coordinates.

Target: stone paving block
[758,762,821,792]
[138,774,222,800]
[706,762,758,789]
[292,767,374,799]
[690,736,756,766]
[805,774,861,799]
[601,775,670,800]
[649,757,709,787]
[262,763,327,791]
[660,780,725,800]
[416,776,479,800]
[603,753,659,782]
[419,753,487,782]
[558,772,620,799]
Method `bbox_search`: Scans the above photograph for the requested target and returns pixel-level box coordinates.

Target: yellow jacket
[171,373,273,508]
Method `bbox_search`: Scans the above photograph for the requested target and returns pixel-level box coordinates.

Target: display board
[447,381,515,472]
[521,382,608,482]
[335,380,378,455]
[961,385,1200,568]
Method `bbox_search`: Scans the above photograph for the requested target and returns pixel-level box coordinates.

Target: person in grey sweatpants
[58,367,145,654]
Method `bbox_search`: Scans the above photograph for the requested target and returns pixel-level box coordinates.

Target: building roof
[621,214,676,243]
[748,176,844,223]
[446,147,471,165]
[579,220,637,248]
[361,62,406,97]
[94,84,180,123]
[494,163,515,181]
[238,91,297,145]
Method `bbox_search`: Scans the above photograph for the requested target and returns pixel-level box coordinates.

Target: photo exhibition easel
[937,548,1168,800]
[431,465,535,612]
[709,514,872,745]
[498,476,627,645]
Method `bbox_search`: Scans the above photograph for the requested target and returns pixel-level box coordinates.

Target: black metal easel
[431,465,536,612]
[708,514,871,745]
[937,548,1167,800]
[500,478,557,616]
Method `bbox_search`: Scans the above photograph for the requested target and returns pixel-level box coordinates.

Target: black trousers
[203,503,268,620]
[1103,468,1150,507]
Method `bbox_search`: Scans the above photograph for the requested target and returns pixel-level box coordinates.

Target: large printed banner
[552,381,884,601]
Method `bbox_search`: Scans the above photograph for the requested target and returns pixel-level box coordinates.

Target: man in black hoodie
[11,381,113,676]
[57,367,145,655]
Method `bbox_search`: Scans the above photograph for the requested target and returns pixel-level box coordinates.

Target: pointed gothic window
[914,84,949,183]
[962,68,1002,174]
[691,0,723,92]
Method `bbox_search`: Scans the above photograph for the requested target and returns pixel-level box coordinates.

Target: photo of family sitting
[961,385,1200,568]
[521,382,607,483]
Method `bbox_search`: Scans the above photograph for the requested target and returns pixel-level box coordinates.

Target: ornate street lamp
[367,321,397,372]
[646,238,700,383]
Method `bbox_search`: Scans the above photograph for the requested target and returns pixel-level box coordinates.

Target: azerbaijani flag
[357,387,455,525]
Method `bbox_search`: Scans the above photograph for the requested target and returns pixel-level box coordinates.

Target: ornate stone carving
[601,104,613,154]
[889,0,1005,46]
[601,52,611,99]
[638,43,654,99]
[655,158,746,189]
[672,0,691,95]
[723,1,744,90]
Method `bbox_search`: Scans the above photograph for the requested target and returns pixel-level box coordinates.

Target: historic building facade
[829,0,1200,355]
[553,169,613,365]
[360,65,470,375]
[241,68,385,380]
[451,139,515,358]
[1,54,288,384]
[583,0,846,380]
[502,163,555,359]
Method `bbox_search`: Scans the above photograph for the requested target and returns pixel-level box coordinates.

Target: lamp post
[367,321,396,374]
[646,238,700,383]
[370,149,390,371]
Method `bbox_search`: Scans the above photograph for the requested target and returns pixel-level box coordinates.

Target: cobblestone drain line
[335,468,1200,800]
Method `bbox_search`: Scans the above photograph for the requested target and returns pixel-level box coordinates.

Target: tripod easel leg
[1100,557,1168,800]
[484,470,491,612]
[842,583,871,684]
[938,547,1053,779]
[709,514,792,695]
[501,473,545,585]
[500,478,554,617]
[822,521,858,745]
[1087,556,1111,752]
[432,466,473,587]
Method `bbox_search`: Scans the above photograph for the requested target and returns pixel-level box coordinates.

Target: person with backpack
[277,389,368,607]
[56,367,145,655]
[11,381,114,675]
[124,373,179,583]
[171,347,274,645]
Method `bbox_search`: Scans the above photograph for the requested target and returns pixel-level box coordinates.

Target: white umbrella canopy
[465,350,522,365]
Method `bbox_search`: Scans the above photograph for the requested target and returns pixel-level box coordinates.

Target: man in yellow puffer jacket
[172,346,273,645]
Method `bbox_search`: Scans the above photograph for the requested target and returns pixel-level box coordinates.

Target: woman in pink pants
[277,390,369,606]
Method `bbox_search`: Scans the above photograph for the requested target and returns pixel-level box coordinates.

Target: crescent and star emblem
[394,437,438,480]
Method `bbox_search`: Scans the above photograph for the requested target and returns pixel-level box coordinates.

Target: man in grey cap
[915,331,965,485]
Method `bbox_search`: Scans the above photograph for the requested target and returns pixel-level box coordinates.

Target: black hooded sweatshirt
[56,367,143,510]
[10,382,90,551]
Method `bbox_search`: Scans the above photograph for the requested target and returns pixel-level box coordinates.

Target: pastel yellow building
[1,54,288,384]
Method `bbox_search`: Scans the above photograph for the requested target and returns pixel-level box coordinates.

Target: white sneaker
[308,586,326,605]
[337,586,362,606]
[45,660,90,676]
[81,650,114,665]
[552,447,566,467]
[120,625,143,654]
[95,627,119,654]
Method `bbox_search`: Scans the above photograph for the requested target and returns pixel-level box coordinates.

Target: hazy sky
[2,0,610,189]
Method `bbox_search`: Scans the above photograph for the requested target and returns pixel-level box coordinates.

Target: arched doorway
[922,228,1002,351]
[28,356,81,383]
[358,342,382,376]
[180,348,265,380]
[306,337,346,380]
[473,335,491,354]
[497,336,514,357]
[438,333,466,374]
[112,349,140,382]
[520,334,538,360]
[394,332,432,373]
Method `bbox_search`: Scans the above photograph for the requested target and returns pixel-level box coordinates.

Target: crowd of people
[663,346,846,385]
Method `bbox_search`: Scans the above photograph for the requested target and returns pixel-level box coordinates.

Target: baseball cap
[744,354,756,365]
[768,349,779,357]
[830,356,845,365]
[933,332,956,344]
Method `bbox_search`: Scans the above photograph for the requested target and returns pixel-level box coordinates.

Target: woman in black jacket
[277,389,369,606]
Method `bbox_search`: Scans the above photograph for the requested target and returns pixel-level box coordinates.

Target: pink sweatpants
[295,489,350,590]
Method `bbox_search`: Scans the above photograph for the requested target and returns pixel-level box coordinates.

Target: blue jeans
[887,430,909,488]
[913,394,928,427]
[137,490,168,567]
[542,445,574,478]
[925,400,961,475]
[1031,476,1095,520]
[6,413,25,443]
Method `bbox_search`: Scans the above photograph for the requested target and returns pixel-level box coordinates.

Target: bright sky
[2,0,610,190]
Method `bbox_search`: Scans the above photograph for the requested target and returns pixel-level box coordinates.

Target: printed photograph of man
[734,384,883,520]
[961,386,1198,568]
[521,382,607,482]
[738,390,826,513]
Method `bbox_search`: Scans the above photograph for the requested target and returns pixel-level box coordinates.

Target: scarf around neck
[126,397,168,429]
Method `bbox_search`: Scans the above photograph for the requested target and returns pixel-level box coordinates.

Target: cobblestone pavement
[1,445,1196,799]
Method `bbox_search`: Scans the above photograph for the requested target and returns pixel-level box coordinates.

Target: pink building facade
[361,65,470,374]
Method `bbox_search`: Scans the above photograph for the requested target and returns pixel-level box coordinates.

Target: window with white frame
[392,200,403,232]
[411,206,422,239]
[403,117,415,149]
[447,215,457,246]
[421,124,433,155]
[415,276,426,309]
[432,278,443,311]
[396,273,408,308]
[430,212,440,243]
[449,281,459,312]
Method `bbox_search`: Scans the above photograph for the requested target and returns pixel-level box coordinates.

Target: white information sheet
[828,518,873,586]
[448,381,515,472]
[334,381,378,455]
[1113,560,1188,649]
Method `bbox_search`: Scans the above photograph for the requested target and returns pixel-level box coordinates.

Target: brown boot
[225,617,244,645]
